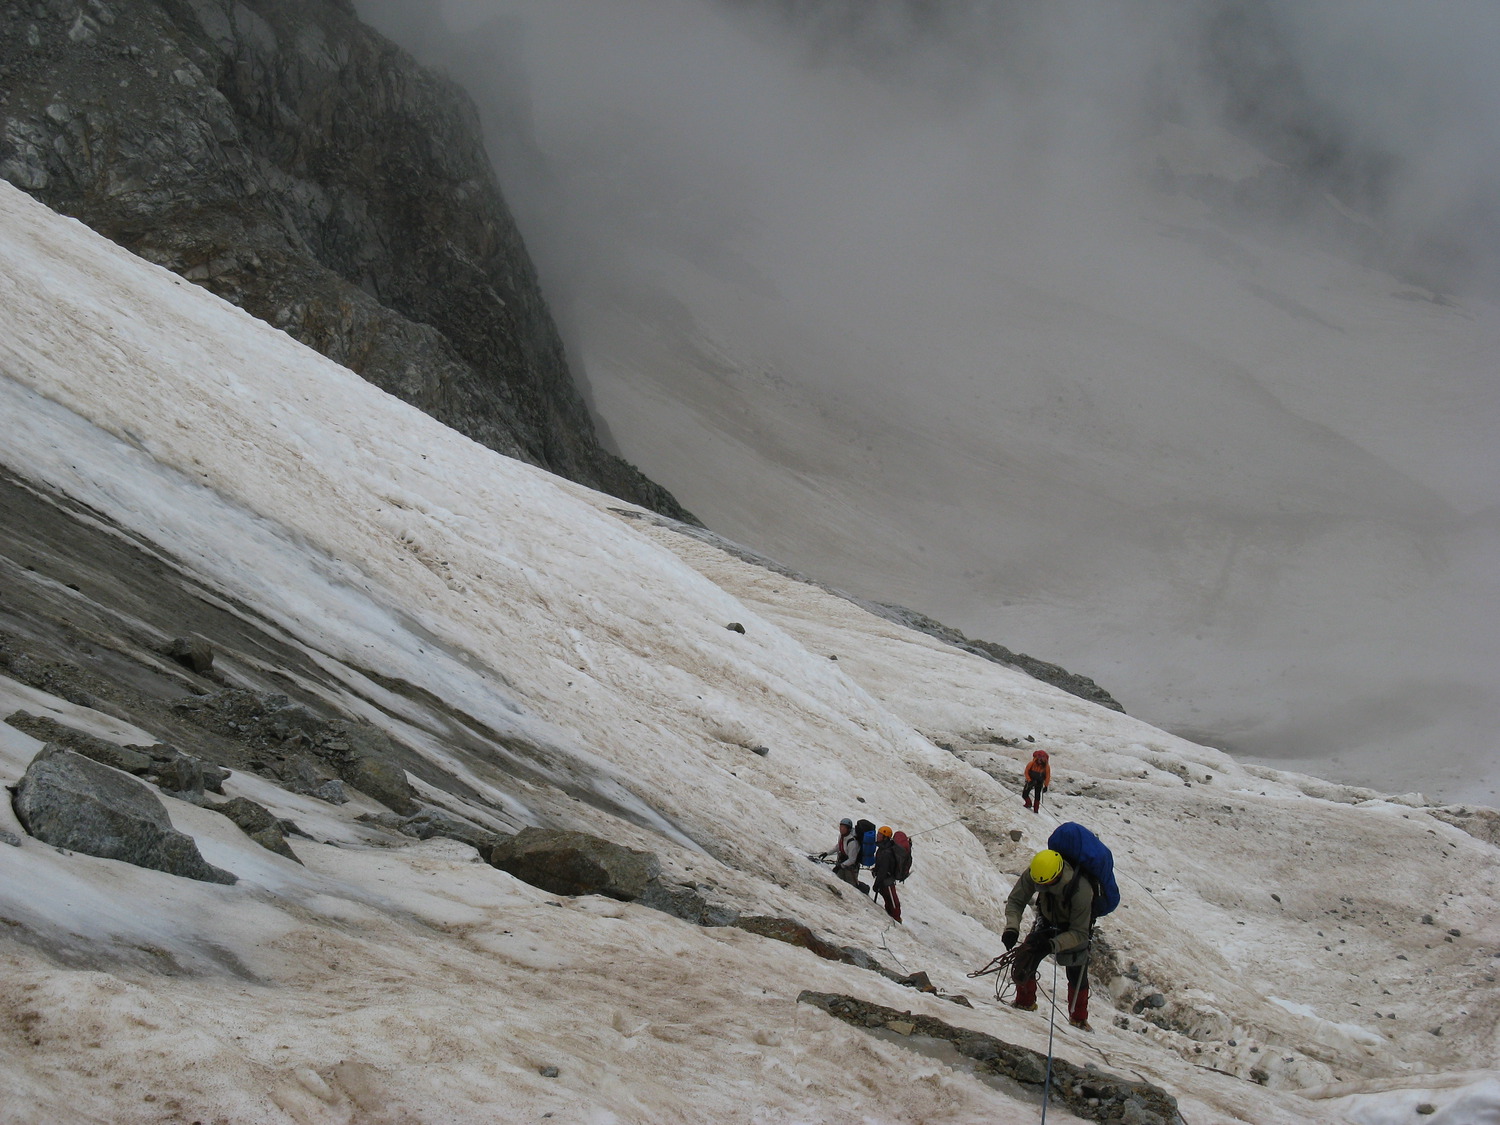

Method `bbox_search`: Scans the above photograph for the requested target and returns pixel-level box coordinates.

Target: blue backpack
[860,831,878,868]
[1048,822,1120,917]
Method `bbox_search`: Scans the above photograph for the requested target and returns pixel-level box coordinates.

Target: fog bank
[354,0,1500,803]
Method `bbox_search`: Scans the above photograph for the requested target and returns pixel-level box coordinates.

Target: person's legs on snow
[876,883,902,923]
[1011,973,1038,1011]
[1066,964,1091,1030]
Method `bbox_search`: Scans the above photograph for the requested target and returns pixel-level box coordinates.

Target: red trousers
[1013,962,1088,1022]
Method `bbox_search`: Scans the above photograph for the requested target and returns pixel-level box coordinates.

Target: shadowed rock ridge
[0,0,693,522]
[799,991,1182,1124]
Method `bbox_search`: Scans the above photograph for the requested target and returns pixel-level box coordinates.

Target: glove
[1002,928,1018,950]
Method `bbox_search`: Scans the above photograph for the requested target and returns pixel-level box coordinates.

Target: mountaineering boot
[1023,797,1032,810]
[1011,977,1038,1012]
[1032,801,1040,814]
[1068,987,1091,1031]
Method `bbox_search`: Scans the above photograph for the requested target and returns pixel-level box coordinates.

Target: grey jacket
[833,830,861,871]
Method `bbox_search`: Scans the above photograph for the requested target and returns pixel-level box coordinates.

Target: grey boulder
[3,711,154,775]
[486,828,659,901]
[399,806,503,853]
[214,796,301,865]
[13,746,236,884]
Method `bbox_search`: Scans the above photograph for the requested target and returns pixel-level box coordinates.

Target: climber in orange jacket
[1022,749,1050,813]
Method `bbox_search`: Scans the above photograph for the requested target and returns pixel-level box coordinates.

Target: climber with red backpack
[1022,749,1050,813]
[871,826,903,922]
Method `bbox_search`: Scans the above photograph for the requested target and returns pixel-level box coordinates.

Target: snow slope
[1,182,1498,1123]
[567,151,1500,808]
[388,0,1500,805]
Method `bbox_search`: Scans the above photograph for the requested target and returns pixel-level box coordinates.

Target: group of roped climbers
[816,748,1113,1035]
[1006,748,1109,1031]
[824,817,912,923]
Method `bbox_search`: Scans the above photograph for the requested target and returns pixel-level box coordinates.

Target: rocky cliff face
[0,0,693,521]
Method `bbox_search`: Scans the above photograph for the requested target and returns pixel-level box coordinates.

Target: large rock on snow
[484,827,743,924]
[486,828,660,901]
[12,746,237,884]
[397,805,504,853]
[3,713,230,796]
[799,991,1180,1124]
[636,880,741,927]
[333,726,421,816]
[733,916,880,970]
[213,796,301,864]
[153,747,232,797]
[4,711,154,775]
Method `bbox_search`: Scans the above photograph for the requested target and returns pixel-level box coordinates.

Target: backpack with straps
[1047,822,1120,917]
[891,831,913,881]
[855,819,877,867]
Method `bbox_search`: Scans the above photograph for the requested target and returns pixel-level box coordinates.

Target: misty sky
[353,0,1500,804]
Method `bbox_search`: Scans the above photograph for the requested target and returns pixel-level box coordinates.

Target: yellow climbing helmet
[1030,849,1065,885]
[877,825,894,839]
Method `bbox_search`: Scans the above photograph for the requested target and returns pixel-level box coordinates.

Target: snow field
[1,181,1498,1122]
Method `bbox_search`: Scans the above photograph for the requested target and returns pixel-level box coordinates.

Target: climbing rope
[907,802,1003,839]
[969,931,1065,1121]
[907,814,967,837]
[967,946,1022,1003]
[877,923,910,976]
[966,927,1050,1002]
[1041,958,1060,1122]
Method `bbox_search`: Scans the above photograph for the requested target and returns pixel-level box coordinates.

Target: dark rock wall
[0,0,693,521]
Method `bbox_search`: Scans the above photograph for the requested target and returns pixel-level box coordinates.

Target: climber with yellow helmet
[1000,848,1096,1030]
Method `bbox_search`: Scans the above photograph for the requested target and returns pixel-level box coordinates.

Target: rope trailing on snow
[907,802,1000,838]
[877,923,910,976]
[907,815,967,838]
[966,930,1050,1003]
[967,948,1020,1003]
[1041,957,1060,1123]
[970,931,1064,1121]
